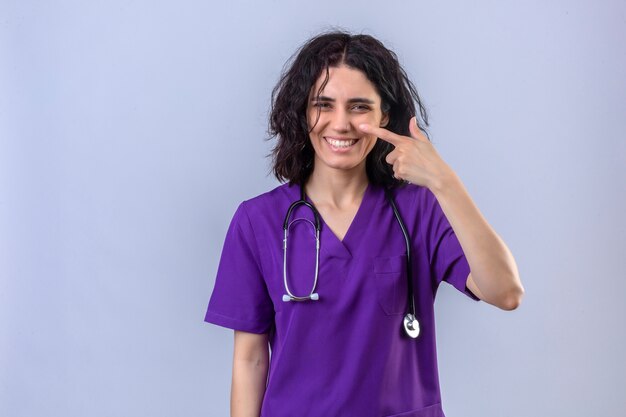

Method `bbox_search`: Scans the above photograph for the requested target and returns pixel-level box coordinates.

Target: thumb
[409,116,428,142]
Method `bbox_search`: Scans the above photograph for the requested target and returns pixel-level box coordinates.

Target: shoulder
[243,182,292,203]
[386,184,444,234]
[389,183,438,209]
[237,182,295,222]
[223,183,293,246]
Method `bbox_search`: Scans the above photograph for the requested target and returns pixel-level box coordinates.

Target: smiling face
[307,64,388,176]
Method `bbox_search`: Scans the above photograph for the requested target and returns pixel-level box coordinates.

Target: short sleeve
[204,202,275,333]
[424,190,480,301]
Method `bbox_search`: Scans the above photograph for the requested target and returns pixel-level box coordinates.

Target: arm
[359,118,525,310]
[231,330,270,417]
[431,171,524,310]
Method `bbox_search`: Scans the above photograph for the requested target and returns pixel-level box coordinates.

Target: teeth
[326,138,357,148]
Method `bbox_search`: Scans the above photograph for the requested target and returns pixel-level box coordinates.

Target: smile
[324,137,358,149]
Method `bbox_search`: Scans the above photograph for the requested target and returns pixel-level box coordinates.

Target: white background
[1,1,625,416]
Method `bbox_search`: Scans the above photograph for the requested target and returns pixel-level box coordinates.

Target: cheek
[365,135,379,150]
[363,112,382,122]
[307,112,327,136]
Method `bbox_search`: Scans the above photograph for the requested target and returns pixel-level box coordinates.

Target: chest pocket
[373,255,408,316]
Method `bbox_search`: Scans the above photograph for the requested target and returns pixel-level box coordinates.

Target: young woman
[205,31,524,417]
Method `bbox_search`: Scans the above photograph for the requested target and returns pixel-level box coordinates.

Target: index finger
[358,124,408,146]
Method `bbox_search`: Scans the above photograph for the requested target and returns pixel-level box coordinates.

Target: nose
[332,108,350,133]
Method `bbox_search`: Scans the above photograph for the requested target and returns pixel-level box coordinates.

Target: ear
[380,113,389,128]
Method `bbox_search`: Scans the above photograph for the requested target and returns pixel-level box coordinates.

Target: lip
[324,136,359,141]
[323,136,360,153]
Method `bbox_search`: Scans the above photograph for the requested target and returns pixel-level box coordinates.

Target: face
[306,64,388,175]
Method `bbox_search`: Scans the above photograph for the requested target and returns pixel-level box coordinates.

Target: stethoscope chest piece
[403,313,420,339]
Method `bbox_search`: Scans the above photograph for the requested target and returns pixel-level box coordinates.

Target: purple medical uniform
[205,182,479,417]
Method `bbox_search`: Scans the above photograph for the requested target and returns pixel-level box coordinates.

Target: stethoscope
[281,184,420,339]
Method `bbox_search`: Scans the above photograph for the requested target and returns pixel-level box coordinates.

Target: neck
[304,163,369,208]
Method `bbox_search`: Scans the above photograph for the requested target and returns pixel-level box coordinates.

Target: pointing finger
[358,123,407,146]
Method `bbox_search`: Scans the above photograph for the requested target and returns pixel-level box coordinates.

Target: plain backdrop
[1,1,625,416]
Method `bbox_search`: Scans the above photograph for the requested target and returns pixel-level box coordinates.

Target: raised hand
[359,116,455,190]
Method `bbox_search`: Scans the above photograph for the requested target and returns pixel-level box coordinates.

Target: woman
[205,31,524,417]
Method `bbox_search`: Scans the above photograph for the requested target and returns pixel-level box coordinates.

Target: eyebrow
[311,96,376,104]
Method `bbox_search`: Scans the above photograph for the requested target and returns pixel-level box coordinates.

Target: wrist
[429,167,461,197]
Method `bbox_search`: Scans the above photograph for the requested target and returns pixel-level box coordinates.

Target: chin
[316,156,366,172]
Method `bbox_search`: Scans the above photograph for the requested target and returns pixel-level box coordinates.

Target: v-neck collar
[299,182,377,259]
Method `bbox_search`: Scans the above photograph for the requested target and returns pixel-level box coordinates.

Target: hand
[359,116,454,191]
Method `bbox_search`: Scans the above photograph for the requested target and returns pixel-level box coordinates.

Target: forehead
[310,65,380,100]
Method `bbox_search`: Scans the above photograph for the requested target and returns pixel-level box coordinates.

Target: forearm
[231,354,269,417]
[430,171,524,308]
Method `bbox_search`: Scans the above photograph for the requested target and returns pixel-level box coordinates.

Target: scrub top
[205,182,480,417]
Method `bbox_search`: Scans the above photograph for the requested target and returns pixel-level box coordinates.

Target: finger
[409,116,429,143]
[385,149,399,165]
[359,123,408,146]
[392,160,403,180]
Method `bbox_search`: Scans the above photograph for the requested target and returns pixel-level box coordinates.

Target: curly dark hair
[268,30,430,187]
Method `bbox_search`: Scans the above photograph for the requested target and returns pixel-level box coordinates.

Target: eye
[313,102,332,109]
[352,104,371,112]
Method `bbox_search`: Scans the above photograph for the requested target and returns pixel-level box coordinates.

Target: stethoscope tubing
[385,188,416,318]
[282,186,322,302]
[281,184,420,338]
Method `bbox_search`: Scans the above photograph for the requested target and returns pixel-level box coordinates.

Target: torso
[250,182,446,416]
[206,181,475,416]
